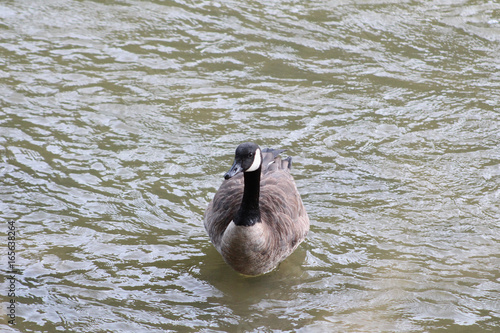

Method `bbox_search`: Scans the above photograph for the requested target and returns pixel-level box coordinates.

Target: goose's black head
[224,142,262,180]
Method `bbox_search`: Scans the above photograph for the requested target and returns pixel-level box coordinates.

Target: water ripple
[1,0,499,331]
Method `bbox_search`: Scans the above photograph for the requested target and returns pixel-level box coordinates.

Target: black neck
[234,167,261,226]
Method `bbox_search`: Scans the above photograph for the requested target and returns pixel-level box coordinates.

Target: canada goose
[204,142,309,276]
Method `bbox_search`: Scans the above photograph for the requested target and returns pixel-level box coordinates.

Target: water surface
[1,0,499,331]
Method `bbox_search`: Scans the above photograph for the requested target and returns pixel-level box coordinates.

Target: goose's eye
[248,152,253,158]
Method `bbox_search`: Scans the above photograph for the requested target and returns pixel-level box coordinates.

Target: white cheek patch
[246,148,262,172]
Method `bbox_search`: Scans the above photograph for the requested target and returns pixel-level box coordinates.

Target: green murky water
[1,0,499,331]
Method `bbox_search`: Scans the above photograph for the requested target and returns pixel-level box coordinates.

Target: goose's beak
[224,161,243,180]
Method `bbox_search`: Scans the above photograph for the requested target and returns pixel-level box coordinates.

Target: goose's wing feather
[259,167,309,252]
[203,173,243,248]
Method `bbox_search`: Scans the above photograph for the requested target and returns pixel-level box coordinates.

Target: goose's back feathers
[204,146,309,276]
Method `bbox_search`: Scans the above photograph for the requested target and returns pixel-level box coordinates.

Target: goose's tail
[262,148,292,171]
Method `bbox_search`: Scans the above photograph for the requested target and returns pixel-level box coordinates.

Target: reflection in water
[1,0,499,331]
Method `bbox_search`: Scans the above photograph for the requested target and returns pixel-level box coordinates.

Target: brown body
[204,146,309,276]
